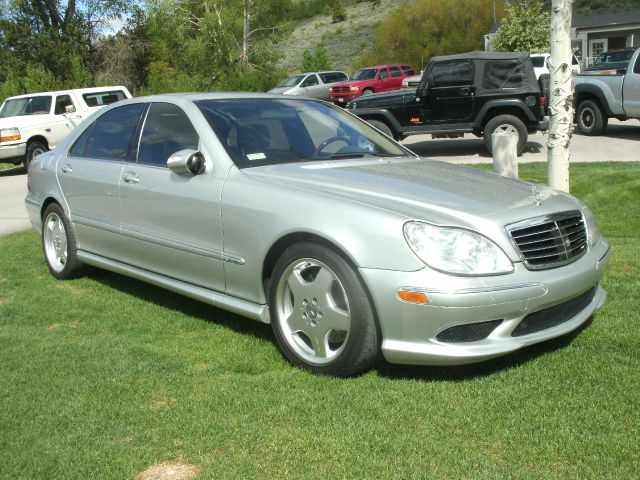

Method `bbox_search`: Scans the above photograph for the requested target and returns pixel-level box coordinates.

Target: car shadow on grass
[374,317,593,381]
[88,268,274,341]
[0,165,26,177]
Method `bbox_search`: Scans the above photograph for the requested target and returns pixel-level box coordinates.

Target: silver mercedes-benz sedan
[25,93,610,376]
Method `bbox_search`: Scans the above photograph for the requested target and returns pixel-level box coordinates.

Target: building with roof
[485,10,640,67]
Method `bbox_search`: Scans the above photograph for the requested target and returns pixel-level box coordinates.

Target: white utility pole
[547,0,574,192]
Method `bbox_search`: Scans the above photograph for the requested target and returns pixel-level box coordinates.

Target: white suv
[0,86,131,169]
[530,53,581,79]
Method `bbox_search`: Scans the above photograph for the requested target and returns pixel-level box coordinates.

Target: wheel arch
[574,84,615,116]
[351,109,403,136]
[26,135,50,149]
[475,101,536,130]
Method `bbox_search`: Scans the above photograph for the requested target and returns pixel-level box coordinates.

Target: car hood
[268,87,294,95]
[350,90,415,109]
[0,114,51,129]
[246,157,579,232]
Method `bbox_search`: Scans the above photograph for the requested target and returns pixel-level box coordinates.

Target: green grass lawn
[1,162,638,479]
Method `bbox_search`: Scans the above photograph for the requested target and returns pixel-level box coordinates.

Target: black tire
[576,99,608,136]
[483,114,528,156]
[362,88,374,96]
[367,119,394,138]
[538,73,550,115]
[24,141,47,170]
[269,242,379,376]
[41,203,84,280]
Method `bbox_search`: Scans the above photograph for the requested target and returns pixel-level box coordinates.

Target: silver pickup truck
[574,47,640,135]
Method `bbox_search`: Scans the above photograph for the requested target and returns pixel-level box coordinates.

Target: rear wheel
[483,114,528,156]
[269,242,379,376]
[576,99,607,135]
[24,141,47,170]
[42,203,84,279]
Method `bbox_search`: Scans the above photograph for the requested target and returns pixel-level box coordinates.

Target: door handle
[122,172,140,184]
[61,164,72,174]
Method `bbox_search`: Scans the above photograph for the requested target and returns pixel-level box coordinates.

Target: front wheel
[42,203,84,279]
[24,141,47,170]
[366,119,394,139]
[483,114,528,156]
[269,243,379,376]
[576,100,607,135]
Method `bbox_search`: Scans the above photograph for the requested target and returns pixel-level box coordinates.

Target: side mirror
[167,149,206,176]
[65,104,76,114]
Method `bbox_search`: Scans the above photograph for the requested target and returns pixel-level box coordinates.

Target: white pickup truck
[0,86,131,169]
[574,47,640,135]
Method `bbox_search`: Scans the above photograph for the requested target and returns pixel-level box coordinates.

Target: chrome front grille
[507,211,588,270]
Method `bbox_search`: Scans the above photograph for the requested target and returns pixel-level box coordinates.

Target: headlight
[349,86,360,92]
[0,127,21,142]
[404,221,513,275]
[582,207,602,246]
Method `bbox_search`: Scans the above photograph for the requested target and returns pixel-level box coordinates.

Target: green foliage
[301,44,331,71]
[357,0,503,71]
[492,0,551,53]
[328,0,347,23]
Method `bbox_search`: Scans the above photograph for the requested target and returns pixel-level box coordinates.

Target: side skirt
[77,250,271,324]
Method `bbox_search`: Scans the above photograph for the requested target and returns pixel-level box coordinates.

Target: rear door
[420,60,475,124]
[118,102,226,292]
[388,65,405,89]
[58,103,146,258]
[376,67,393,92]
[622,52,640,116]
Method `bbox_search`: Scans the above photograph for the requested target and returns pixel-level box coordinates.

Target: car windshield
[594,50,634,65]
[277,75,306,88]
[196,98,410,168]
[0,95,52,118]
[351,68,377,80]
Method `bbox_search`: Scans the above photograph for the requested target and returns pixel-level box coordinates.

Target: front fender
[473,100,537,129]
[350,108,404,134]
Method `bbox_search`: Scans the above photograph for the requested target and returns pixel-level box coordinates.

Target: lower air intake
[436,319,503,343]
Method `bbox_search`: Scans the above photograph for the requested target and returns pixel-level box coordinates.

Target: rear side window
[319,72,348,83]
[82,90,127,108]
[78,104,146,161]
[137,103,200,167]
[483,60,525,89]
[431,61,473,87]
[389,66,403,77]
[401,65,415,75]
[378,68,390,79]
[530,56,546,68]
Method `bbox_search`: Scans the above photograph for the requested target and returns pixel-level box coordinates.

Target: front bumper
[330,92,359,104]
[0,142,26,162]
[360,238,610,366]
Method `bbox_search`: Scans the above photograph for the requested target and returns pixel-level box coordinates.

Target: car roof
[5,86,128,101]
[431,51,530,62]
[130,92,312,103]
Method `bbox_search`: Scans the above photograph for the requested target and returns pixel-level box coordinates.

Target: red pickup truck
[329,64,415,105]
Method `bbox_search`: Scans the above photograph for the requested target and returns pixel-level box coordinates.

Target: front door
[419,60,475,125]
[118,102,226,292]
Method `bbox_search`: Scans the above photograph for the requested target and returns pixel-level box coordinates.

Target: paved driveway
[1,119,638,237]
[403,119,640,163]
[0,167,30,237]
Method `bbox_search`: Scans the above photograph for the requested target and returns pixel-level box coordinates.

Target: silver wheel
[494,123,520,137]
[43,212,68,273]
[275,258,351,365]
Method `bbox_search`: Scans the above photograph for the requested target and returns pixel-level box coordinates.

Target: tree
[357,0,504,71]
[329,0,347,23]
[492,0,550,53]
[547,0,574,192]
[301,44,331,71]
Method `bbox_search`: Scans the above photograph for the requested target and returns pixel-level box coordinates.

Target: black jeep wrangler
[347,51,548,155]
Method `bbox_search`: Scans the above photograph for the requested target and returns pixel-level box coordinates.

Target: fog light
[397,289,428,305]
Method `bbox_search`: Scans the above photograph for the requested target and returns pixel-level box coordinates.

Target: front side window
[137,103,200,167]
[196,98,409,168]
[277,75,306,88]
[431,61,473,87]
[78,103,146,161]
[54,95,74,115]
[483,60,524,89]
[301,75,319,87]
